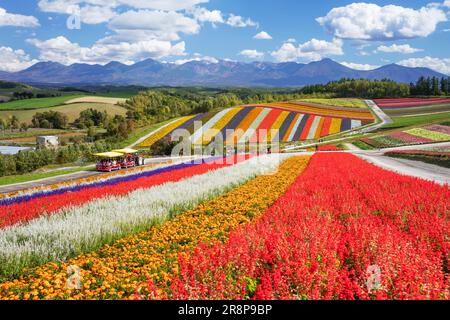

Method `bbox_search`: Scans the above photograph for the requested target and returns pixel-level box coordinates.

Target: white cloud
[271,43,299,62]
[38,0,209,12]
[27,36,186,65]
[0,7,40,27]
[173,54,219,65]
[239,49,264,59]
[398,56,450,74]
[226,14,258,28]
[340,61,380,70]
[0,47,39,72]
[108,10,200,41]
[316,3,447,41]
[444,0,450,8]
[377,44,423,54]
[254,31,272,40]
[38,1,210,24]
[271,38,344,62]
[78,5,116,24]
[286,38,296,43]
[189,7,224,24]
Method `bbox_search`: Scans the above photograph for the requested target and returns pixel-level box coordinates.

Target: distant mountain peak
[1,58,446,87]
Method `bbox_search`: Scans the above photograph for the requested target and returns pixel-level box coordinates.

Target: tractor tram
[94,148,142,172]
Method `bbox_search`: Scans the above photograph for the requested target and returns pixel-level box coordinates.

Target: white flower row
[0,154,290,278]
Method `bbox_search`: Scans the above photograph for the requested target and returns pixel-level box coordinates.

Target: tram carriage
[94,152,124,172]
[94,149,141,172]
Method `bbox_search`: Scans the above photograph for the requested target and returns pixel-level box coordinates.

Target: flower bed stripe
[0,155,309,299]
[0,157,231,228]
[183,112,219,136]
[278,112,297,142]
[0,162,178,207]
[226,107,262,144]
[299,115,315,140]
[320,117,332,137]
[292,114,309,141]
[313,116,325,140]
[0,154,286,280]
[351,119,362,129]
[162,153,449,300]
[340,118,352,131]
[191,109,232,144]
[328,118,342,135]
[0,162,171,203]
[385,150,450,157]
[424,125,450,135]
[389,132,434,144]
[238,108,271,143]
[405,128,450,142]
[138,116,195,147]
[216,107,252,141]
[200,108,244,145]
[307,116,322,140]
[249,109,283,143]
[285,114,302,142]
[161,113,206,140]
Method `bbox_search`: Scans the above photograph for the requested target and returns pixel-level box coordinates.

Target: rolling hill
[0,58,446,87]
[138,103,375,147]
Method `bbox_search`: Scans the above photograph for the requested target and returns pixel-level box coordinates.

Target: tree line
[299,79,411,98]
[300,77,450,98]
[409,76,450,96]
[0,141,115,177]
[122,88,304,125]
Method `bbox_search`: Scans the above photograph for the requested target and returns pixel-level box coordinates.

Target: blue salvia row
[0,157,222,207]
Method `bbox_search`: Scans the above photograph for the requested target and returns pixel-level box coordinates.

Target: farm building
[36,136,59,148]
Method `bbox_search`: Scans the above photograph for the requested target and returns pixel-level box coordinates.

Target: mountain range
[0,58,446,87]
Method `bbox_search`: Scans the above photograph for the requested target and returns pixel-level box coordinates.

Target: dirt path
[358,100,393,133]
[356,152,450,185]
[0,155,203,194]
[344,143,361,151]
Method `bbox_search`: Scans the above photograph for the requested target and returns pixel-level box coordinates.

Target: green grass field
[0,102,128,124]
[0,95,85,111]
[382,112,450,130]
[297,98,367,109]
[119,120,174,148]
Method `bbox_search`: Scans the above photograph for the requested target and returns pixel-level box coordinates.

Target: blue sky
[0,0,449,73]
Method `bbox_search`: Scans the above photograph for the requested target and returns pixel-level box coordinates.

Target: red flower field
[161,153,450,300]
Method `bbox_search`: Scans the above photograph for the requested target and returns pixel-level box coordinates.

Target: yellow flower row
[197,108,243,145]
[138,116,195,147]
[0,156,311,300]
[251,103,374,120]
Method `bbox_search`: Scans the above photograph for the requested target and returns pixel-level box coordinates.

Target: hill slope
[138,103,375,147]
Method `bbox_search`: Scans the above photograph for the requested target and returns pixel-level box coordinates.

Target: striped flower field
[361,123,450,148]
[0,151,448,300]
[373,98,450,116]
[138,104,374,147]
